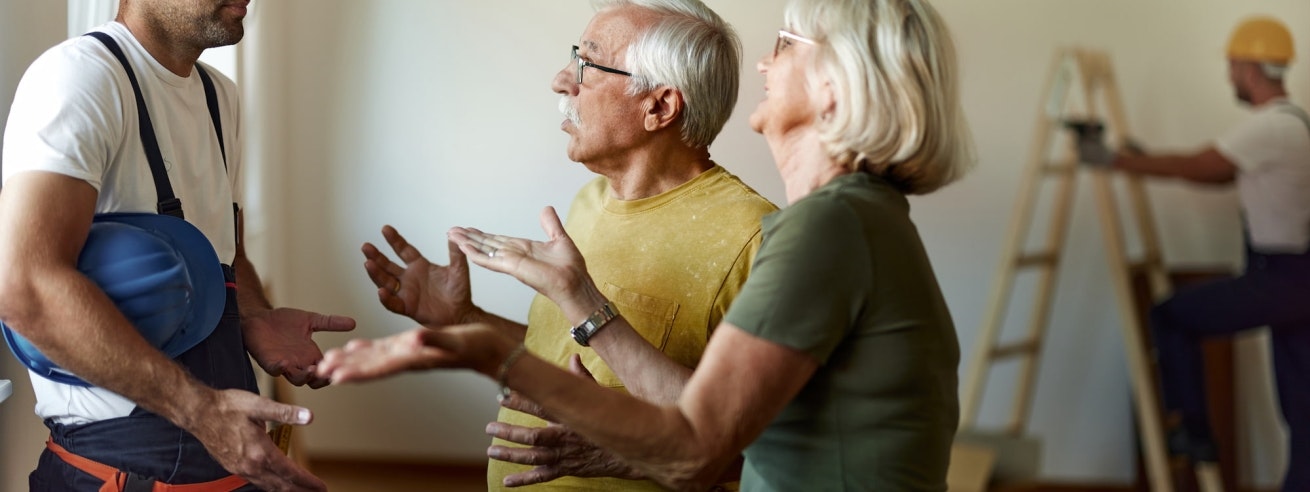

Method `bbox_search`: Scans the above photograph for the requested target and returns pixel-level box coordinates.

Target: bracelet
[497,343,529,402]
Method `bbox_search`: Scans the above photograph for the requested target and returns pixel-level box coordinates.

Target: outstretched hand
[487,355,643,486]
[362,225,477,326]
[448,207,595,309]
[317,323,516,384]
[243,307,355,388]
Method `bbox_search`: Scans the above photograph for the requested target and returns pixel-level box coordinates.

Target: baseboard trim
[308,456,485,476]
[994,482,1275,492]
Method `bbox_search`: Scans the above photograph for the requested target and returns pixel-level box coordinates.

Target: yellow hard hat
[1227,16,1295,64]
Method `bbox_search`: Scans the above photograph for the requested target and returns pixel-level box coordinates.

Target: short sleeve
[706,227,764,334]
[1215,110,1307,172]
[2,40,123,189]
[724,198,868,363]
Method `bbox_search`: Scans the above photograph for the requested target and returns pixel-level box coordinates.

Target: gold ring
[392,282,401,294]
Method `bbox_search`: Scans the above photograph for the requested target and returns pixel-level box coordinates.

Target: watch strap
[570,302,619,347]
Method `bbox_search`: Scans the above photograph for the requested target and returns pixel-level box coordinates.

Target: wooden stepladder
[956,48,1222,492]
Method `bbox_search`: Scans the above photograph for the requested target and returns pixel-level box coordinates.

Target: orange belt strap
[46,438,249,492]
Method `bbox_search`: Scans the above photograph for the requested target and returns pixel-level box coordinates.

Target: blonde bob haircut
[785,0,974,194]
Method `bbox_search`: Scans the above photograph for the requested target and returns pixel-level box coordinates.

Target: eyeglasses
[571,45,632,85]
[773,29,816,60]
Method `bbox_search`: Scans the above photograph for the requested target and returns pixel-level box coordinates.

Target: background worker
[1081,15,1310,491]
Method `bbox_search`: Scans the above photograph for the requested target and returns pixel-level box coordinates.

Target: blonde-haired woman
[320,0,972,489]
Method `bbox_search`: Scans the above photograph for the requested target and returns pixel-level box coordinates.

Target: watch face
[570,326,590,346]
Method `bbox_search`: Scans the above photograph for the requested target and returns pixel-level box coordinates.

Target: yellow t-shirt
[487,165,777,491]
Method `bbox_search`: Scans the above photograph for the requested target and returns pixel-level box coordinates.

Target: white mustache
[559,96,582,127]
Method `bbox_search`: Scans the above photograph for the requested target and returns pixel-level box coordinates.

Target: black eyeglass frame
[571,45,632,85]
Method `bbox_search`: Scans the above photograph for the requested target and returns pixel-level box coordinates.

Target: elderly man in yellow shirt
[358,0,775,490]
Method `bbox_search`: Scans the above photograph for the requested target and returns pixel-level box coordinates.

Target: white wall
[2,0,1308,489]
[0,2,70,490]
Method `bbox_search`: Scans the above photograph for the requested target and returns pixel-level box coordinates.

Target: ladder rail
[1096,50,1172,298]
[1091,171,1174,492]
[1005,144,1081,435]
[959,49,1072,429]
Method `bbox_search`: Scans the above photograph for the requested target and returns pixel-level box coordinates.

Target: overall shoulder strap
[192,65,238,244]
[84,31,184,219]
[193,65,227,171]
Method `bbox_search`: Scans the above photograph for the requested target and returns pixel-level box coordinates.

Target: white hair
[784,0,974,194]
[592,0,741,149]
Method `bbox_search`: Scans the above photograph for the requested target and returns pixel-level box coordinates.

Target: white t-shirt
[1214,98,1310,254]
[1,22,244,424]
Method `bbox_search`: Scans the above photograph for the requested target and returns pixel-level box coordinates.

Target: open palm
[448,207,592,307]
[363,225,475,326]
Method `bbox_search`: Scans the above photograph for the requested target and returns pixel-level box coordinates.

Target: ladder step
[990,340,1040,359]
[1042,163,1077,175]
[1014,252,1058,268]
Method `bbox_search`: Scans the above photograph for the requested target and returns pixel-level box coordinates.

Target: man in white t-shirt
[0,1,352,490]
[1094,16,1310,491]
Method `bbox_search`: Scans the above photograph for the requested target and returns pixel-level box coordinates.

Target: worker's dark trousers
[29,266,262,492]
[1151,244,1310,492]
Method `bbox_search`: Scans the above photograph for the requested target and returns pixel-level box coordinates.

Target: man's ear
[643,86,684,132]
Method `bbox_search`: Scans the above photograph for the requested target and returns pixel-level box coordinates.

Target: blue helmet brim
[1,213,226,387]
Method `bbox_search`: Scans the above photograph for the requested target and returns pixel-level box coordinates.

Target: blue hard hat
[2,213,225,386]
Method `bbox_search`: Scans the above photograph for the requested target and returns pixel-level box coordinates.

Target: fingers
[198,391,326,491]
[486,421,561,447]
[279,363,331,388]
[305,371,332,389]
[449,229,489,265]
[363,255,405,313]
[383,225,429,266]
[498,391,554,422]
[539,206,566,241]
[316,347,346,378]
[310,313,357,333]
[447,238,468,270]
[450,227,504,257]
[502,467,563,488]
[488,444,562,467]
[245,396,313,426]
[362,241,406,276]
[256,446,328,491]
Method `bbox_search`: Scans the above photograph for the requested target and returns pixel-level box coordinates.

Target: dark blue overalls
[28,32,262,492]
[30,267,260,491]
[1152,104,1310,492]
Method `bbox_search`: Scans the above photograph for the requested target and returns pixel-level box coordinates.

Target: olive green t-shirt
[725,172,960,492]
[488,165,778,491]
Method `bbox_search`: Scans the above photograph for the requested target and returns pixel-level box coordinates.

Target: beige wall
[0,2,69,490]
[3,1,1308,490]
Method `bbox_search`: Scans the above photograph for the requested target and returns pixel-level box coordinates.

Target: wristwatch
[569,302,619,347]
